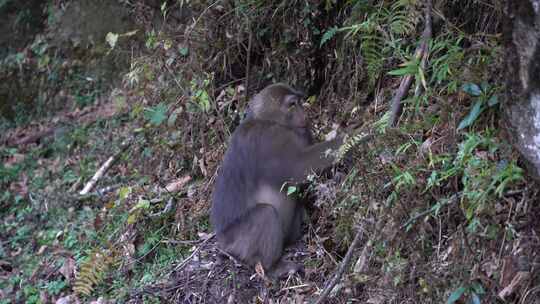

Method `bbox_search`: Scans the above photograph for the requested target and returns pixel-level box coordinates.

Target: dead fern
[73,248,115,296]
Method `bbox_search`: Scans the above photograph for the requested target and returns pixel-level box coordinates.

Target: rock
[504,0,540,180]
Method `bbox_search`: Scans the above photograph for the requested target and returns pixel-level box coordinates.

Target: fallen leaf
[37,245,48,255]
[59,257,76,283]
[4,153,25,167]
[255,261,266,278]
[498,271,530,299]
[164,176,192,193]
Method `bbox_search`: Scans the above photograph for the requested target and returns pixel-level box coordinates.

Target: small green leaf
[487,94,499,106]
[286,186,298,196]
[118,187,132,200]
[388,60,419,76]
[462,83,482,96]
[480,81,490,91]
[470,282,485,295]
[133,198,150,211]
[320,26,338,47]
[457,100,484,130]
[447,286,466,304]
[179,47,189,56]
[388,66,411,76]
[167,112,178,127]
[144,103,168,126]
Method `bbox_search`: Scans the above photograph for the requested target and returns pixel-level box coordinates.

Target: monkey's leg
[219,204,284,270]
[251,203,303,278]
[285,204,305,246]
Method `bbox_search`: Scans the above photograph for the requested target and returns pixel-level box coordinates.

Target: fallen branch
[314,227,364,304]
[11,128,55,146]
[388,0,433,127]
[79,138,132,195]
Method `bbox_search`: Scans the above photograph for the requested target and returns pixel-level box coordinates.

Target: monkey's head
[247,83,308,128]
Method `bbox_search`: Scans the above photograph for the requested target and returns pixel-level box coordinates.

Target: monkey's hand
[324,123,341,141]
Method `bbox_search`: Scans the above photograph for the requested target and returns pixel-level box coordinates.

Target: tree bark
[504,0,540,180]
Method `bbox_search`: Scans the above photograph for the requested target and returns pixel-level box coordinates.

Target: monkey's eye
[286,99,298,109]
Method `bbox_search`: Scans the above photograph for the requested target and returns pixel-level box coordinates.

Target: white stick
[79,139,131,195]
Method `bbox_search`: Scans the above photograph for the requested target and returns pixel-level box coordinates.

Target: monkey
[210,83,344,277]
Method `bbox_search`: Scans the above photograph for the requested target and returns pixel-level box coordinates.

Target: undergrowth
[1,0,536,303]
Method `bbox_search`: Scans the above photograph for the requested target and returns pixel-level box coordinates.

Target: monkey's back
[210,119,312,233]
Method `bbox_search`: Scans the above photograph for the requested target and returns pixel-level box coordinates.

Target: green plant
[385,164,416,205]
[74,249,115,296]
[423,132,523,230]
[457,82,499,130]
[429,35,464,93]
[22,285,40,304]
[45,280,68,296]
[447,282,485,304]
[189,74,214,113]
[321,0,419,86]
[144,103,168,126]
[145,30,158,50]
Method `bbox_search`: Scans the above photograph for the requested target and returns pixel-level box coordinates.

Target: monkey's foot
[268,260,303,279]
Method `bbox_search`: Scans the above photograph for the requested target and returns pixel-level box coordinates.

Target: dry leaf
[164,175,192,193]
[255,261,266,278]
[498,271,530,299]
[59,257,76,283]
[37,245,48,255]
[4,153,25,167]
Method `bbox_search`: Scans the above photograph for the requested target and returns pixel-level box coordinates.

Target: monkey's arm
[297,137,343,172]
[266,134,343,183]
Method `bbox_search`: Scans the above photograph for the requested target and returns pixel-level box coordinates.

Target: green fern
[338,132,373,160]
[360,34,385,86]
[336,0,419,87]
[388,0,418,36]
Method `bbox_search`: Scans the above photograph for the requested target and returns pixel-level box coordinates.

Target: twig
[314,227,364,304]
[245,22,252,104]
[79,138,132,195]
[519,284,540,304]
[149,198,175,218]
[388,0,433,127]
[185,0,223,40]
[173,234,215,272]
[400,192,460,230]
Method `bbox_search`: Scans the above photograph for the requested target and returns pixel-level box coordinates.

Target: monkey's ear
[245,94,264,120]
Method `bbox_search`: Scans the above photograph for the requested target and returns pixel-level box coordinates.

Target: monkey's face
[247,83,310,129]
[279,94,308,128]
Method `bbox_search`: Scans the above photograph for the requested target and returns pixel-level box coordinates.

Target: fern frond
[387,1,418,36]
[73,249,115,296]
[338,132,373,160]
[360,35,385,86]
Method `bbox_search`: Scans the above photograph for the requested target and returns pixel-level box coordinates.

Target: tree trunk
[504,1,540,180]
